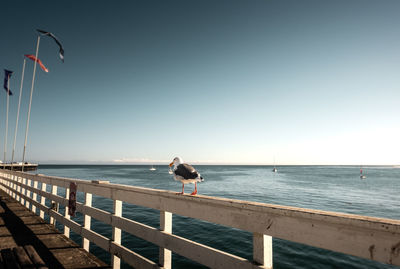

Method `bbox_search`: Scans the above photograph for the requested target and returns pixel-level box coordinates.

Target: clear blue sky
[1,1,399,165]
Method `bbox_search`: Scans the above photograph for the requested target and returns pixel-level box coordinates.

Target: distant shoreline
[37,163,399,167]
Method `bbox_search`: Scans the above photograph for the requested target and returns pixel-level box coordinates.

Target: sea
[34,165,400,269]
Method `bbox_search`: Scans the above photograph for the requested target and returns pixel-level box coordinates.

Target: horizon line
[38,162,400,166]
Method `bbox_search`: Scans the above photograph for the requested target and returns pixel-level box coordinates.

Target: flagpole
[11,58,26,167]
[3,74,11,169]
[22,35,40,172]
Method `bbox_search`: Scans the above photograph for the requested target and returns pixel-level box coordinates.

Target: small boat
[272,157,277,172]
[360,168,366,179]
[149,165,156,171]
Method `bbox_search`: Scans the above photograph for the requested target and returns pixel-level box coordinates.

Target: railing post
[14,175,19,199]
[159,211,172,269]
[3,173,8,195]
[16,176,21,201]
[1,172,4,192]
[21,177,26,205]
[39,182,46,219]
[31,180,38,214]
[50,185,58,225]
[64,187,70,238]
[10,174,16,199]
[26,178,31,209]
[7,174,11,195]
[112,199,122,269]
[12,175,17,200]
[13,175,18,199]
[7,174,11,197]
[253,233,273,269]
[82,192,92,252]
[7,173,12,196]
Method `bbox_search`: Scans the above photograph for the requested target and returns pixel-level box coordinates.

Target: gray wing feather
[175,164,199,179]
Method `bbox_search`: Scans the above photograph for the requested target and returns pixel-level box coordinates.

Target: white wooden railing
[0,169,399,269]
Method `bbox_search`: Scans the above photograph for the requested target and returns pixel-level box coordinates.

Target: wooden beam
[83,192,92,251]
[26,178,31,209]
[64,187,70,238]
[159,211,172,269]
[49,185,57,225]
[253,233,272,269]
[112,199,122,269]
[39,182,46,219]
[31,180,38,214]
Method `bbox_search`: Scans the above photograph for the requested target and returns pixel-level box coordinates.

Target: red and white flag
[24,54,49,73]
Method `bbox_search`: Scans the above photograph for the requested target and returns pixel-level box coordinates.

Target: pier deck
[0,190,110,268]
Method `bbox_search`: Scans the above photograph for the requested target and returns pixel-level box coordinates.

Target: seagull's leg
[190,182,198,195]
[177,183,184,195]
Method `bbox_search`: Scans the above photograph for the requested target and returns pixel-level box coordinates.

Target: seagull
[169,157,204,195]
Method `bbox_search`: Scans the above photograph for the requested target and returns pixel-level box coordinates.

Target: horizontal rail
[1,170,400,267]
[0,179,159,269]
[0,176,257,269]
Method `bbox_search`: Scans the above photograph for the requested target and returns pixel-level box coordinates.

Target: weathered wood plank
[0,190,110,269]
[0,251,4,269]
[23,245,48,269]
[13,246,33,268]
[109,242,159,269]
[1,248,20,269]
[112,215,258,269]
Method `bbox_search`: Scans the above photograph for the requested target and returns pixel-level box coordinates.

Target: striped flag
[3,69,13,95]
[37,29,64,62]
[25,54,49,73]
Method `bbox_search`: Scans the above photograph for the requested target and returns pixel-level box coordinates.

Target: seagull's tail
[200,176,204,182]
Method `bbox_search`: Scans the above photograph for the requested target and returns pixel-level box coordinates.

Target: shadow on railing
[1,169,399,269]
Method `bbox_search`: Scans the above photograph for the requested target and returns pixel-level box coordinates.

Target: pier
[0,163,38,171]
[0,169,399,269]
[0,190,109,268]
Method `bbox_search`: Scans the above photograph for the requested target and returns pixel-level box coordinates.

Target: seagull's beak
[169,162,174,167]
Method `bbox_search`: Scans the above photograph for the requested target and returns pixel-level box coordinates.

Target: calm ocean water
[35,165,399,269]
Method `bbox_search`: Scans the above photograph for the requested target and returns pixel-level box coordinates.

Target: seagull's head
[169,156,183,168]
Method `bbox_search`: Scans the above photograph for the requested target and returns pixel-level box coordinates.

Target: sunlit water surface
[36,165,400,269]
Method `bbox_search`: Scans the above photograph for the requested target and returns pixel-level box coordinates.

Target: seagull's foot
[190,190,197,195]
[176,192,184,195]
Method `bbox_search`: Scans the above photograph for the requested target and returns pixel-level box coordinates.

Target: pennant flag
[3,69,13,95]
[36,29,64,62]
[25,54,49,73]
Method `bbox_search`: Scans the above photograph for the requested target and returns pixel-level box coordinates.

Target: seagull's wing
[175,164,200,179]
